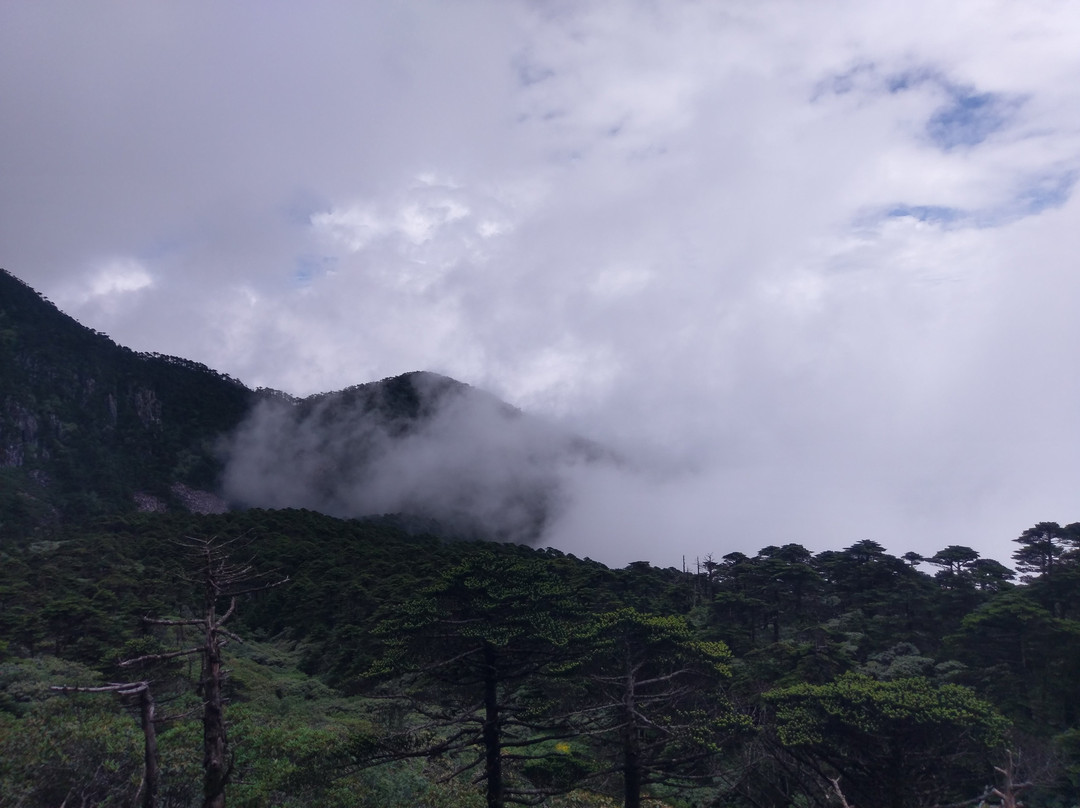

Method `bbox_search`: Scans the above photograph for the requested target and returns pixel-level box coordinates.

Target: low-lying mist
[221,372,608,545]
[220,365,1054,572]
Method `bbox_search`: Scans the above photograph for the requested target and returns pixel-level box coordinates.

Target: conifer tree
[568,608,747,808]
[368,551,583,808]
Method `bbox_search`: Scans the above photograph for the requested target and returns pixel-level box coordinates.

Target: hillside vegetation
[2,509,1080,807]
[2,268,1080,807]
[0,268,596,545]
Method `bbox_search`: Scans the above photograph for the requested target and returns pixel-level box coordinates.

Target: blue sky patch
[926,89,1021,150]
[884,67,937,94]
[814,64,1024,153]
[872,169,1075,232]
[292,255,336,287]
[1010,170,1077,216]
[886,204,965,225]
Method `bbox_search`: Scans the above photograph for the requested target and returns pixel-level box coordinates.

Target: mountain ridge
[0,268,593,543]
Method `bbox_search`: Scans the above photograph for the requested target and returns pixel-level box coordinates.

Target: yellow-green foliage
[0,689,142,807]
[767,672,1008,747]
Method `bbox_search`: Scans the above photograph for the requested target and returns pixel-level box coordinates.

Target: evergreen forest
[3,509,1080,808]
[2,268,1080,807]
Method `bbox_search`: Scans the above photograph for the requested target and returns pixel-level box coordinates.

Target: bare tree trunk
[990,750,1031,808]
[622,653,641,808]
[50,682,160,808]
[483,643,503,808]
[119,534,286,808]
[828,776,855,808]
[138,687,160,808]
[202,630,229,808]
[622,730,642,808]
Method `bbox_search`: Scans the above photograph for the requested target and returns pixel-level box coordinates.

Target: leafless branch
[828,776,855,808]
[51,682,149,696]
[143,616,204,627]
[120,646,203,667]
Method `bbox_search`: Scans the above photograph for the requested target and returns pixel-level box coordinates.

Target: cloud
[1010,169,1078,217]
[817,65,1026,151]
[54,258,155,317]
[4,0,1080,567]
[221,372,600,544]
[85,259,153,299]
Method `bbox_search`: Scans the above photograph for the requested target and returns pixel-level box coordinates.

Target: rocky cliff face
[0,269,254,534]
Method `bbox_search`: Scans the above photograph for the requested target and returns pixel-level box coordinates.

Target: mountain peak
[0,268,604,545]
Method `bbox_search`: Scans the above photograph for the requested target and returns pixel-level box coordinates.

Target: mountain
[222,370,602,543]
[0,268,598,542]
[0,268,254,534]
[4,277,1079,808]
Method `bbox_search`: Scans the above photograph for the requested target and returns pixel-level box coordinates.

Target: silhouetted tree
[570,609,748,808]
[368,552,584,808]
[766,673,1008,808]
[121,535,286,808]
[1013,522,1068,581]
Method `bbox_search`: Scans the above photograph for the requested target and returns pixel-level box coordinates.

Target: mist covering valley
[221,370,611,545]
[1,266,653,561]
[0,265,1056,570]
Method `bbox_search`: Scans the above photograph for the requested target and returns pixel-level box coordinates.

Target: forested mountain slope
[222,369,605,544]
[2,509,1080,807]
[0,268,254,531]
[0,269,596,543]
[3,267,1080,807]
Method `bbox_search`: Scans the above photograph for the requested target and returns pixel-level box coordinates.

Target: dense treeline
[2,509,1080,807]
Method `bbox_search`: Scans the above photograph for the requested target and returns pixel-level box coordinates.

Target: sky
[3,0,1080,568]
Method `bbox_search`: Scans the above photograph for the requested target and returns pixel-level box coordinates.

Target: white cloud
[311,207,387,253]
[54,257,154,320]
[88,259,153,298]
[4,0,1080,566]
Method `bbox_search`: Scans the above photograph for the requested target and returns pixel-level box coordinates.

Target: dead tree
[50,681,161,808]
[985,750,1031,808]
[828,776,855,808]
[120,534,287,808]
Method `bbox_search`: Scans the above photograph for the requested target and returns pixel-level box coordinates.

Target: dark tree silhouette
[368,551,583,808]
[120,534,286,808]
[570,609,747,808]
